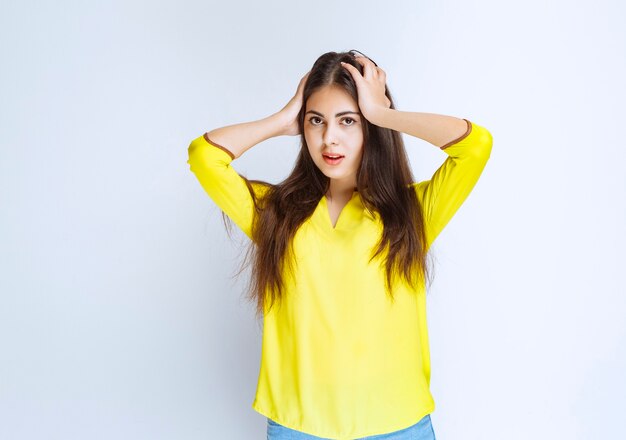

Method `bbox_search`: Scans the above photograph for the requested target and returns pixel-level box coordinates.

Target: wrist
[265,112,289,137]
[370,107,394,128]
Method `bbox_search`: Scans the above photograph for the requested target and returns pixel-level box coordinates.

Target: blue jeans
[266,414,436,439]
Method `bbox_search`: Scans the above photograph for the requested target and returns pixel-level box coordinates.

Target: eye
[307,117,358,126]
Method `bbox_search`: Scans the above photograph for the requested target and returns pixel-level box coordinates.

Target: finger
[298,71,309,88]
[340,61,363,82]
[373,65,387,82]
[354,57,376,78]
[353,56,377,79]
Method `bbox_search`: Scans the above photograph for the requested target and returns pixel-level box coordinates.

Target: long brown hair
[221,50,434,320]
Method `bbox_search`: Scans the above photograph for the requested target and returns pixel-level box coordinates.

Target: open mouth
[322,153,344,165]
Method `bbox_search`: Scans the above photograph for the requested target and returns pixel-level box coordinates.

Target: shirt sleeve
[187,133,268,240]
[411,119,493,247]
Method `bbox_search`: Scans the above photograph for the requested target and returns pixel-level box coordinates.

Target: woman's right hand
[277,70,310,136]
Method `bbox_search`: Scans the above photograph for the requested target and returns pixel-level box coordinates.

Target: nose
[322,122,340,147]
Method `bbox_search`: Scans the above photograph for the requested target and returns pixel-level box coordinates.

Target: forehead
[306,86,358,112]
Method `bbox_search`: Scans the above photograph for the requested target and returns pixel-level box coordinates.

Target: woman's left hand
[341,56,391,124]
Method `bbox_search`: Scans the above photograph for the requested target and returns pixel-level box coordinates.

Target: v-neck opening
[322,190,359,231]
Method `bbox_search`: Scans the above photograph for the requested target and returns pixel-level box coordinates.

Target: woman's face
[304,85,364,189]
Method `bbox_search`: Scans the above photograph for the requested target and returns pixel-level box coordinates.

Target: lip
[322,154,344,165]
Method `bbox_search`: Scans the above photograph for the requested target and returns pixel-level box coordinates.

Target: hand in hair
[340,56,391,125]
[278,70,311,136]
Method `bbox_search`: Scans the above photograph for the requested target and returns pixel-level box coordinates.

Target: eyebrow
[305,110,360,118]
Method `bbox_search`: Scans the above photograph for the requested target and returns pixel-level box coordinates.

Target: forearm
[205,112,287,160]
[373,109,469,149]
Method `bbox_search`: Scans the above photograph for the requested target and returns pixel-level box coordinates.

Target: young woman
[187,49,493,440]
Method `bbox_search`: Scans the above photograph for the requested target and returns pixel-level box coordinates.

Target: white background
[1,0,624,439]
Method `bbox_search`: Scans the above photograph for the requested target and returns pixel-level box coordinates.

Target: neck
[326,179,358,200]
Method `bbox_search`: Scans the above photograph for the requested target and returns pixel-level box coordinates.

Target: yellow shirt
[187,119,493,439]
